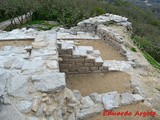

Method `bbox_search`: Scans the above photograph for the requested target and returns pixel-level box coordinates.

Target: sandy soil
[74,40,126,61]
[86,103,160,120]
[66,72,132,96]
[0,40,32,47]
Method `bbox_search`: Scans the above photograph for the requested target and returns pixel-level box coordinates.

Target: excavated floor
[66,39,130,96]
[71,40,126,61]
[67,72,132,96]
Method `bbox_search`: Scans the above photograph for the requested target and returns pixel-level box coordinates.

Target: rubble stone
[16,100,32,113]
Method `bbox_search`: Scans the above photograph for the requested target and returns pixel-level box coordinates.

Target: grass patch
[143,51,160,69]
[130,47,137,52]
[28,20,45,25]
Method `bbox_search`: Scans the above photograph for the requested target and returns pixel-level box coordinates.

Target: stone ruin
[0,13,145,120]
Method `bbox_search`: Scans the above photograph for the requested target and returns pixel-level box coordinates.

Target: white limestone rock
[16,100,32,113]
[81,96,95,109]
[76,105,102,120]
[73,90,82,101]
[32,96,42,112]
[90,93,102,103]
[46,60,59,70]
[102,91,120,110]
[7,74,30,97]
[32,72,66,92]
[0,104,25,120]
[133,87,143,95]
[103,60,132,71]
[12,58,24,69]
[31,48,57,57]
[12,47,27,54]
[120,93,134,105]
[32,41,48,49]
[22,60,44,74]
[0,68,7,96]
[3,46,12,51]
[133,94,144,102]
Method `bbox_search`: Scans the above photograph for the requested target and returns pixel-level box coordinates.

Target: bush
[130,47,137,52]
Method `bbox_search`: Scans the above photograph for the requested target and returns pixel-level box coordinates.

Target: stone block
[7,74,30,97]
[67,49,73,55]
[102,91,120,110]
[90,93,102,103]
[76,105,102,120]
[16,100,32,113]
[78,67,90,73]
[81,96,95,109]
[0,104,25,120]
[90,67,98,71]
[76,58,85,63]
[32,72,66,92]
[76,63,84,68]
[84,63,93,67]
[59,64,71,69]
[120,93,134,105]
[133,94,144,102]
[85,57,95,63]
[61,69,68,73]
[46,60,59,70]
[94,62,103,67]
[58,49,67,55]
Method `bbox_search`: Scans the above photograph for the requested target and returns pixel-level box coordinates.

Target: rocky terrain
[0,13,160,120]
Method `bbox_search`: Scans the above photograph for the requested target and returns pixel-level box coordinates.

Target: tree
[0,0,39,29]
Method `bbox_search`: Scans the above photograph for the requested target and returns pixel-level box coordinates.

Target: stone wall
[58,40,108,74]
[97,25,127,56]
[76,13,132,34]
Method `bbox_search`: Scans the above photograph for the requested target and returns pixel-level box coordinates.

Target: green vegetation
[130,47,137,52]
[143,51,160,69]
[4,20,60,31]
[0,0,160,65]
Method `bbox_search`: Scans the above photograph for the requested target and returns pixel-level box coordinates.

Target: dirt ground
[0,40,32,47]
[74,40,126,61]
[86,103,160,120]
[66,72,132,96]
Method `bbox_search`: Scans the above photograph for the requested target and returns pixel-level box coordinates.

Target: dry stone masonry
[57,40,108,74]
[0,13,146,120]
